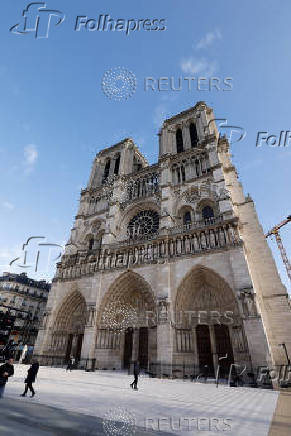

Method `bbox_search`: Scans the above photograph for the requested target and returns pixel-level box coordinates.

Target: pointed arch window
[202,206,214,219]
[176,128,184,153]
[89,238,94,250]
[190,123,198,147]
[181,166,186,182]
[114,154,120,175]
[103,159,110,182]
[183,211,192,227]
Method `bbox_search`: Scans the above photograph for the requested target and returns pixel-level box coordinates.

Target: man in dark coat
[0,358,14,398]
[1,340,15,361]
[66,355,75,372]
[130,360,140,390]
[20,359,39,397]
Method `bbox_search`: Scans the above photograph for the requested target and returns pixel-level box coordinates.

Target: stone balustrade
[81,168,160,215]
[55,218,241,281]
[168,216,224,234]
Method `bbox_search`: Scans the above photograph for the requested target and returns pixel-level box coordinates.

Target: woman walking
[130,360,140,391]
[20,359,39,398]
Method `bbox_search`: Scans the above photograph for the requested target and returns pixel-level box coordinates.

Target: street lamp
[279,343,290,365]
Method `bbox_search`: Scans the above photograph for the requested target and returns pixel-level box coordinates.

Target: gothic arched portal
[49,291,87,362]
[175,266,241,375]
[96,271,157,369]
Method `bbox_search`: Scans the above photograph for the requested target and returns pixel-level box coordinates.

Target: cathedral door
[65,334,73,362]
[138,327,148,369]
[76,334,84,361]
[123,328,133,369]
[196,325,214,375]
[214,325,234,377]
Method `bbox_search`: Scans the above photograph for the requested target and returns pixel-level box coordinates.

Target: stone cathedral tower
[34,102,291,378]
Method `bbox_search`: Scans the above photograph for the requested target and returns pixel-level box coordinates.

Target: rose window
[127,210,159,239]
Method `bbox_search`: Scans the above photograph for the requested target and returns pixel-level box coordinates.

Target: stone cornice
[161,101,208,126]
[96,138,134,156]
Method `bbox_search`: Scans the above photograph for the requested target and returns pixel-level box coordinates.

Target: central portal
[123,327,149,369]
[65,333,84,362]
[96,271,157,370]
[138,327,148,369]
[196,325,214,375]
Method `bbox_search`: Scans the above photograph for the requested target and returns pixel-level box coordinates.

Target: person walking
[66,355,75,372]
[20,359,39,398]
[2,341,15,361]
[130,360,140,391]
[0,358,14,399]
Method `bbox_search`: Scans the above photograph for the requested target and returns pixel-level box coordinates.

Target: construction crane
[265,215,291,282]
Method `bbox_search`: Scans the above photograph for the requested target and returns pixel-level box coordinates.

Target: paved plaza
[0,365,285,436]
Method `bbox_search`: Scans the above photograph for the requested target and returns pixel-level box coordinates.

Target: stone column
[160,126,175,156]
[192,327,199,366]
[195,114,204,141]
[120,332,125,367]
[81,305,97,368]
[34,308,53,360]
[182,124,191,150]
[156,299,173,376]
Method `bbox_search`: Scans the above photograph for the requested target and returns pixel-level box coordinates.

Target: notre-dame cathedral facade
[34,102,291,375]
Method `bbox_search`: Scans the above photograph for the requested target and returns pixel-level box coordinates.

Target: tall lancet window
[114,154,120,175]
[190,123,198,148]
[103,159,110,182]
[176,128,184,153]
[183,211,192,226]
[202,206,214,219]
[89,238,94,250]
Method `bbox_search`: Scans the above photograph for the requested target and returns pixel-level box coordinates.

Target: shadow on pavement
[0,398,173,436]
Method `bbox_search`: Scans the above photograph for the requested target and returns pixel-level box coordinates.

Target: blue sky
[0,0,290,291]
